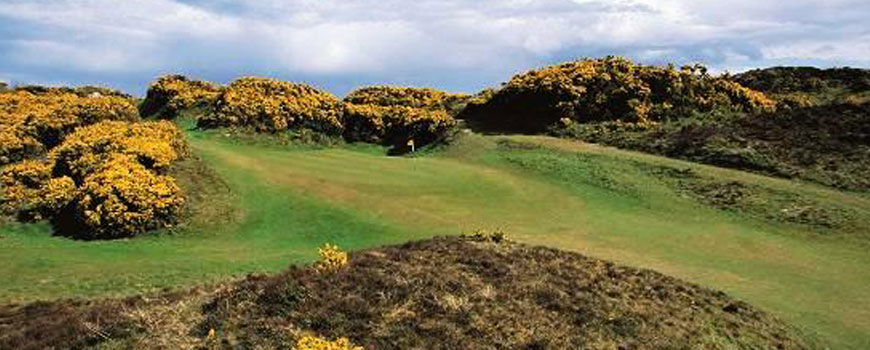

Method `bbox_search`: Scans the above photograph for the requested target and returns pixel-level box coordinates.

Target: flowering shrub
[343,86,459,109]
[343,104,456,147]
[316,243,348,271]
[199,77,343,134]
[294,335,362,350]
[0,160,75,219]
[0,91,138,165]
[462,56,775,132]
[50,120,187,179]
[140,75,221,119]
[0,120,187,239]
[70,154,185,239]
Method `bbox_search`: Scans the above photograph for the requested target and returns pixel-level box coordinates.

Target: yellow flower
[295,335,362,350]
[316,243,349,271]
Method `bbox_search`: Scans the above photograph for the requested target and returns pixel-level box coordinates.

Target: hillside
[3,63,870,349]
[464,60,870,191]
[3,131,869,348]
[0,235,817,350]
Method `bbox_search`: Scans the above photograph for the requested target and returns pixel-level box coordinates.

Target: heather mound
[0,236,816,349]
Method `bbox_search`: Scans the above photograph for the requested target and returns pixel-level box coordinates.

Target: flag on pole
[407,138,415,152]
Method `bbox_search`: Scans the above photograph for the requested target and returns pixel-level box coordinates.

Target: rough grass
[0,236,819,350]
[2,132,869,348]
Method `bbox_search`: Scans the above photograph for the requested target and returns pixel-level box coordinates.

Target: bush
[0,91,139,165]
[295,335,362,350]
[0,160,75,219]
[462,56,775,133]
[67,154,185,239]
[12,85,131,99]
[316,243,348,271]
[140,75,221,119]
[0,120,187,239]
[343,86,470,115]
[199,77,343,134]
[342,104,455,148]
[734,66,870,94]
[50,120,187,179]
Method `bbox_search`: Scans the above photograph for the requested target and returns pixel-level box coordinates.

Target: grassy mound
[463,56,774,133]
[0,236,816,349]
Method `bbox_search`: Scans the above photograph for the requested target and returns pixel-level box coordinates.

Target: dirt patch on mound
[0,237,817,349]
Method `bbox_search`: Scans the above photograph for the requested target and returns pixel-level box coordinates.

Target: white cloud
[0,0,868,93]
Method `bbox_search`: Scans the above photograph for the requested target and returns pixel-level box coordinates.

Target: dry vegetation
[0,236,817,350]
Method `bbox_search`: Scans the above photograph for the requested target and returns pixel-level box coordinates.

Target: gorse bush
[10,85,131,99]
[51,120,187,179]
[343,86,470,115]
[70,154,185,238]
[316,243,348,271]
[199,77,344,134]
[0,160,75,219]
[463,56,775,132]
[0,120,187,239]
[0,90,139,165]
[140,75,222,119]
[343,103,456,147]
[295,335,363,350]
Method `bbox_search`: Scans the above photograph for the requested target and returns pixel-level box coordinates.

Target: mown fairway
[2,131,869,348]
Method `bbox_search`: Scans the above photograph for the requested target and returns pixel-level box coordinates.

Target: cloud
[0,0,868,95]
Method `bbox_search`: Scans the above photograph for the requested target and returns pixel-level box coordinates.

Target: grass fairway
[2,132,869,348]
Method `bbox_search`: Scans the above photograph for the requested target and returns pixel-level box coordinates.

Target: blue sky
[1,0,869,96]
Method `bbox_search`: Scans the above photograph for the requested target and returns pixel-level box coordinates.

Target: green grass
[2,131,869,348]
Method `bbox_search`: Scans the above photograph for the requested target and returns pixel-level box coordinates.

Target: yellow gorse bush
[295,335,362,350]
[316,243,349,271]
[0,119,187,239]
[74,153,184,238]
[464,56,776,132]
[343,86,459,111]
[141,75,222,118]
[200,77,344,134]
[343,103,456,146]
[50,120,187,179]
[0,90,138,165]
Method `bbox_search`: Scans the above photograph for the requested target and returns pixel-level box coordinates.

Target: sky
[1,0,869,96]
